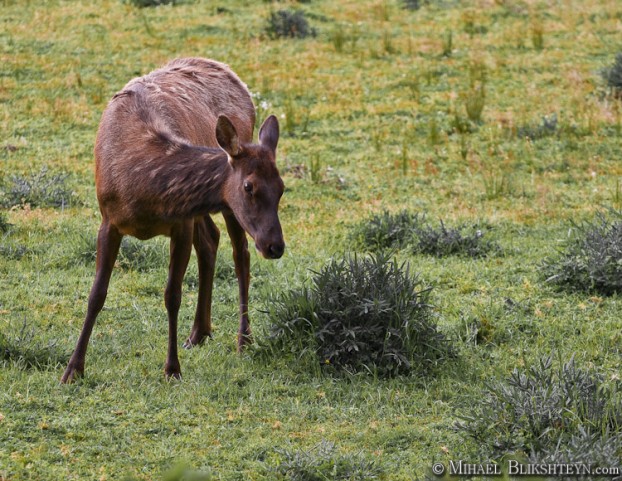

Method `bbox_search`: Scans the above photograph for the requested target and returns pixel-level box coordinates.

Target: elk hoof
[165,371,182,381]
[237,333,253,353]
[60,364,84,384]
[183,331,212,349]
[164,364,182,380]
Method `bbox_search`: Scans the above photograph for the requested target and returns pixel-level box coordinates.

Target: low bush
[1,167,75,209]
[0,212,11,233]
[273,440,382,480]
[350,211,499,258]
[123,0,177,7]
[402,0,426,10]
[601,52,622,98]
[265,10,316,39]
[541,211,622,295]
[259,252,449,377]
[349,210,421,251]
[413,220,498,258]
[516,113,558,141]
[0,243,28,260]
[456,356,622,465]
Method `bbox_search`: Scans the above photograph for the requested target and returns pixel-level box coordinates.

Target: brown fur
[61,58,284,383]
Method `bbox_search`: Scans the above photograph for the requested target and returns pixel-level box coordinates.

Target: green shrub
[259,253,449,377]
[1,167,75,209]
[0,243,28,260]
[601,52,622,98]
[402,0,426,10]
[517,113,558,140]
[541,212,622,295]
[265,10,316,39]
[463,61,487,123]
[413,220,498,258]
[456,356,622,461]
[0,211,11,233]
[273,440,382,480]
[531,430,622,476]
[350,211,498,258]
[349,210,421,251]
[122,0,177,7]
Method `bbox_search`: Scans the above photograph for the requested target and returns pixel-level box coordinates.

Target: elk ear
[259,115,279,153]
[216,115,240,162]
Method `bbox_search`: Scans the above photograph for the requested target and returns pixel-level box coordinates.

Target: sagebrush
[349,210,421,251]
[265,9,316,39]
[1,167,74,209]
[259,253,449,377]
[350,211,498,258]
[541,211,622,295]
[456,355,622,468]
[602,52,622,98]
[273,440,382,481]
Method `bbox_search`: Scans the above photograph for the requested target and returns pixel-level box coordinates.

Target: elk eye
[244,181,253,194]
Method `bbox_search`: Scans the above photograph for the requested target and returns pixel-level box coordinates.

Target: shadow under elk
[61,58,285,383]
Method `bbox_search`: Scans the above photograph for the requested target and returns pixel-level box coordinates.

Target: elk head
[217,115,285,259]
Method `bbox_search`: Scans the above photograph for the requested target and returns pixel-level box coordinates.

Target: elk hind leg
[184,216,220,348]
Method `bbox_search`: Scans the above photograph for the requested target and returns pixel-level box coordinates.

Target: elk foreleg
[223,212,251,351]
[61,221,122,384]
[164,221,193,379]
[184,215,220,348]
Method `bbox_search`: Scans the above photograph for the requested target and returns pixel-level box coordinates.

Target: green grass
[2,0,622,480]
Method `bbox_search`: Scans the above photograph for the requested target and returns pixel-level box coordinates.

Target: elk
[61,58,285,383]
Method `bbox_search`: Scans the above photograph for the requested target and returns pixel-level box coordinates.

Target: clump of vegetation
[541,211,622,295]
[260,253,448,377]
[349,210,421,251]
[481,167,514,200]
[0,243,28,260]
[517,113,558,140]
[441,29,453,57]
[402,0,426,10]
[282,96,312,135]
[1,167,75,209]
[0,212,11,233]
[531,20,545,50]
[122,0,177,7]
[265,10,316,39]
[273,440,383,480]
[463,61,487,123]
[0,318,67,369]
[413,220,498,258]
[124,464,212,481]
[350,211,499,258]
[457,356,622,464]
[462,9,488,37]
[601,52,622,98]
[329,23,361,53]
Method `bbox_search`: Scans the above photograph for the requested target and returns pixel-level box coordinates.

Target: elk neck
[145,137,232,219]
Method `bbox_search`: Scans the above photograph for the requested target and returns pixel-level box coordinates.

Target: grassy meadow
[1,0,622,479]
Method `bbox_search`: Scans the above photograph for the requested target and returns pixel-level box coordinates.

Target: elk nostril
[268,243,285,259]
